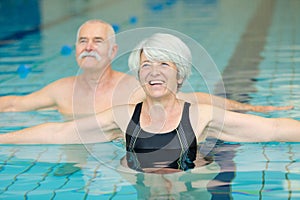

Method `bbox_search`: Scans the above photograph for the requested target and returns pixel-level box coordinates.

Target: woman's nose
[150,64,161,76]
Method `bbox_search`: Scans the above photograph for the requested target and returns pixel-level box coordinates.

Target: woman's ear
[177,77,184,89]
[177,72,184,85]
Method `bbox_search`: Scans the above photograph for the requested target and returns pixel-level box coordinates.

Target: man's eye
[78,39,87,44]
[161,62,169,67]
[94,39,104,44]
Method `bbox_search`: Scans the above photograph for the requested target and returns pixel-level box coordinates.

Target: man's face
[75,22,113,70]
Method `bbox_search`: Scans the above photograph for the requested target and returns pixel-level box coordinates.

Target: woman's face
[138,52,183,99]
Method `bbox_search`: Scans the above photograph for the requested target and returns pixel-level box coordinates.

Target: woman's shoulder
[189,102,214,112]
[188,103,214,125]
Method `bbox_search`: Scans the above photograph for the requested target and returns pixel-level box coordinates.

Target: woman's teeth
[149,80,164,85]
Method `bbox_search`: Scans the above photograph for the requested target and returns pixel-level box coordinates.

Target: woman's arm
[178,92,293,112]
[0,107,123,144]
[0,121,81,144]
[206,107,300,142]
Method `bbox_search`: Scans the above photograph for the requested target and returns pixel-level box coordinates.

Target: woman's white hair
[128,33,192,89]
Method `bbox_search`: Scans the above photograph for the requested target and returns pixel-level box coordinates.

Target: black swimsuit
[125,102,197,172]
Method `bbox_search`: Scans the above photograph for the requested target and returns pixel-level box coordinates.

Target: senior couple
[0,19,299,173]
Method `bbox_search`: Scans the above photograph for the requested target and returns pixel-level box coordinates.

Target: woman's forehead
[140,49,171,62]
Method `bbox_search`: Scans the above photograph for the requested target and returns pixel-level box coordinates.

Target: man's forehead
[79,23,108,38]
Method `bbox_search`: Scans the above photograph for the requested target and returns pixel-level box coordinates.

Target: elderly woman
[0,33,300,172]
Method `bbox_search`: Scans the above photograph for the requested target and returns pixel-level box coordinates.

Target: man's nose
[85,41,94,51]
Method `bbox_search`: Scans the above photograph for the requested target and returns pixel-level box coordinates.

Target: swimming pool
[0,0,300,199]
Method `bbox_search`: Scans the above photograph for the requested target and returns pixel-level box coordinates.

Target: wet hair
[75,19,116,46]
[128,33,192,89]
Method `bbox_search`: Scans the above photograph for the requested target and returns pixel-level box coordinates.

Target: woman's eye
[141,63,151,68]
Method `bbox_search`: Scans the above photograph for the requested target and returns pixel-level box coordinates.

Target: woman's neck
[141,97,183,133]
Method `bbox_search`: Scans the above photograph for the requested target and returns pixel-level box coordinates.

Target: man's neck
[80,66,114,89]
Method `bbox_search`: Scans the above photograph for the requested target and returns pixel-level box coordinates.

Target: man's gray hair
[75,19,116,45]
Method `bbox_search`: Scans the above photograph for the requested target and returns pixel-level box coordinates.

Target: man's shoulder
[44,76,76,91]
[51,76,76,85]
[113,71,138,84]
[113,70,133,78]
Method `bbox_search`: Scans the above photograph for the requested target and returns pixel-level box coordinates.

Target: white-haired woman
[0,33,300,173]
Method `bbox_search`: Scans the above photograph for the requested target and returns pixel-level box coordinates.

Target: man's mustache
[78,51,102,61]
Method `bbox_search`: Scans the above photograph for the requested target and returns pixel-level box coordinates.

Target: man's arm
[178,92,293,112]
[0,78,70,112]
[0,90,55,112]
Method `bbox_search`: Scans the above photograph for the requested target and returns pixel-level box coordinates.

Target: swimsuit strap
[176,102,197,169]
[127,102,143,151]
[177,102,195,151]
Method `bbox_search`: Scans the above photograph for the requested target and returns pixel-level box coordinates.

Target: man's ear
[109,44,118,59]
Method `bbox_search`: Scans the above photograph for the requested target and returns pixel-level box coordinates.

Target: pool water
[1,0,300,199]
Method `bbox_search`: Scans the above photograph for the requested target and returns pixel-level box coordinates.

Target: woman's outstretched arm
[0,108,123,144]
[179,92,293,112]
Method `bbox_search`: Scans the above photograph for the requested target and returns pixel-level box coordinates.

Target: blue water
[1,0,300,199]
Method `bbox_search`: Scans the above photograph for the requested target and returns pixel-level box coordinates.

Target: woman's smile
[148,80,165,85]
